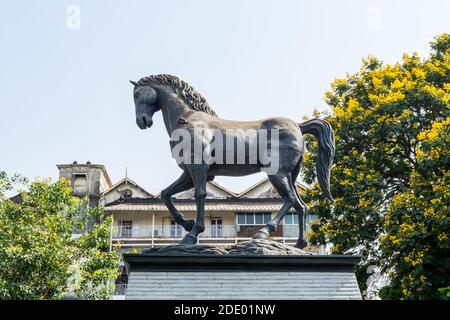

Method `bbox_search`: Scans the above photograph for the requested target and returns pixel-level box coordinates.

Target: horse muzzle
[136,116,153,129]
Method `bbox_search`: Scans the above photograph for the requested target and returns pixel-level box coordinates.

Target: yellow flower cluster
[333,106,345,118]
[430,198,441,205]
[432,176,450,193]
[319,223,338,237]
[417,117,450,142]
[438,233,448,241]
[390,79,404,90]
[389,235,401,245]
[339,180,354,187]
[357,172,365,182]
[411,67,426,79]
[403,249,426,267]
[425,60,448,77]
[343,168,352,176]
[358,197,372,207]
[392,192,414,207]
[376,91,406,105]
[309,187,319,197]
[332,243,342,253]
[399,223,414,237]
[347,98,359,113]
[333,78,348,87]
[332,97,371,120]
[402,288,412,296]
[415,148,425,159]
[331,78,349,92]
[303,152,312,163]
[372,76,382,87]
[423,207,441,220]
[422,84,450,102]
[402,52,420,66]
[398,109,412,120]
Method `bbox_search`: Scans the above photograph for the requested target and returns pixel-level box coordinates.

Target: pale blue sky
[1,0,449,194]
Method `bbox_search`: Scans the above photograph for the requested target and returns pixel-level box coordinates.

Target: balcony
[113,224,237,239]
[111,224,301,248]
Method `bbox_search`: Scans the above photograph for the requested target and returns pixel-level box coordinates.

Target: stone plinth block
[123,240,362,300]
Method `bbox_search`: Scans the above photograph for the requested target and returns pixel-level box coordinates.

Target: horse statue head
[130,80,160,129]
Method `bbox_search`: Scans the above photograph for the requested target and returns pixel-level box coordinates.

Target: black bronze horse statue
[130,74,334,248]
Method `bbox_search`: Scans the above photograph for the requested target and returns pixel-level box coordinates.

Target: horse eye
[133,92,140,99]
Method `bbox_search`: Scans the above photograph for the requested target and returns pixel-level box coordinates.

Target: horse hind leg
[292,184,308,249]
[288,155,309,248]
[253,173,295,240]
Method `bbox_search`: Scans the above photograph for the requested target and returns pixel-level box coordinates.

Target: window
[236,212,271,225]
[73,174,87,194]
[246,213,255,224]
[255,214,264,224]
[284,212,299,225]
[120,188,133,199]
[119,220,132,238]
[170,220,182,237]
[73,174,87,187]
[211,219,222,237]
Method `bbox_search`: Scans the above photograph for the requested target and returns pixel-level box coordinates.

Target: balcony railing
[112,224,301,239]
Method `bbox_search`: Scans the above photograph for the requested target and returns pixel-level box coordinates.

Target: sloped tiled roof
[237,177,308,198]
[103,176,311,211]
[104,197,286,212]
[102,177,153,198]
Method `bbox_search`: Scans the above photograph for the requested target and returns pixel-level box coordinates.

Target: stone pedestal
[123,240,362,300]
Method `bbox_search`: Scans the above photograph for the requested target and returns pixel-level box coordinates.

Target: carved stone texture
[143,239,311,256]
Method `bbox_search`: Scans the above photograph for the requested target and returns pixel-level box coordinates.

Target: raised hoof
[294,239,308,249]
[253,227,270,240]
[182,219,195,232]
[180,233,198,245]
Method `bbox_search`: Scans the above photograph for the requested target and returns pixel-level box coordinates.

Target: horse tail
[299,118,335,201]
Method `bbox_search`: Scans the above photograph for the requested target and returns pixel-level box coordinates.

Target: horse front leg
[180,166,208,245]
[161,171,195,232]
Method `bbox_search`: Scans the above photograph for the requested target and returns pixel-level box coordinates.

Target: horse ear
[129,80,138,87]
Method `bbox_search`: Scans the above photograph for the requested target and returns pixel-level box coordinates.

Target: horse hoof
[294,239,308,249]
[253,227,270,240]
[180,233,198,245]
[183,219,195,232]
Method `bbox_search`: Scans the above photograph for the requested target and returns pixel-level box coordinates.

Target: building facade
[57,162,317,251]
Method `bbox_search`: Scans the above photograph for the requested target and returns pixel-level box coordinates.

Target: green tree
[0,173,119,299]
[302,34,450,299]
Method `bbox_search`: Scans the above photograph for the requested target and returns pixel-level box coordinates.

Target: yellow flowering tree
[379,117,450,299]
[302,34,450,299]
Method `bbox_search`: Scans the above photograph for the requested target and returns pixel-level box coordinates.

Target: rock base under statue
[123,240,362,300]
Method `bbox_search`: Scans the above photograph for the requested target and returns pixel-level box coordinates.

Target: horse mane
[137,74,218,117]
